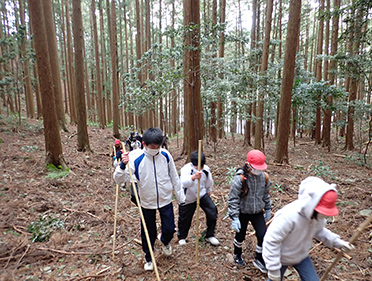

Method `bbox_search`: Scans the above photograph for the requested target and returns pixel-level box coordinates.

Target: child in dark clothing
[228,149,272,273]
[177,151,219,246]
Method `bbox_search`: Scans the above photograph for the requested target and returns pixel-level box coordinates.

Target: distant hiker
[263,177,355,281]
[228,149,272,273]
[135,132,143,149]
[130,134,142,150]
[113,127,185,271]
[124,131,136,151]
[162,133,169,150]
[111,139,123,167]
[177,151,219,246]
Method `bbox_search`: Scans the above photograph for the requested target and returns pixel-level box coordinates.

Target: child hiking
[228,149,272,273]
[263,177,355,281]
[177,151,219,246]
[113,127,185,271]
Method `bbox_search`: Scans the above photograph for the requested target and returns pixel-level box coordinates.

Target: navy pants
[141,202,175,262]
[178,194,218,239]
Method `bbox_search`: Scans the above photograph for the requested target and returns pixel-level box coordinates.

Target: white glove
[264,209,271,221]
[340,240,355,253]
[268,271,281,281]
[231,217,241,232]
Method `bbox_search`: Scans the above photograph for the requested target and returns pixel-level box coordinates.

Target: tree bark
[91,0,104,128]
[28,0,66,168]
[19,0,35,119]
[109,0,120,138]
[314,0,324,145]
[72,0,90,151]
[183,0,203,157]
[217,0,225,139]
[323,0,339,150]
[255,0,273,150]
[275,0,302,163]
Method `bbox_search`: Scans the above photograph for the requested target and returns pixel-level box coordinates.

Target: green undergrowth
[46,164,70,179]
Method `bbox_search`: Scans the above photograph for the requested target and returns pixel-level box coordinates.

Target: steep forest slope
[0,121,371,281]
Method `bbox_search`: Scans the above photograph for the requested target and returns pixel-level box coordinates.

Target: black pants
[178,194,218,239]
[141,202,175,262]
[233,212,266,259]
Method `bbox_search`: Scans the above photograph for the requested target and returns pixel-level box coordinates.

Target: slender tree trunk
[19,0,34,119]
[72,0,90,151]
[323,0,339,150]
[28,0,66,168]
[183,0,202,157]
[44,0,68,131]
[209,0,218,144]
[275,0,302,163]
[110,0,120,138]
[217,0,226,139]
[255,0,273,150]
[171,0,177,136]
[91,0,104,128]
[314,0,324,144]
[65,0,77,124]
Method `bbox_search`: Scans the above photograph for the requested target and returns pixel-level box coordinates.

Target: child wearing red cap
[228,149,272,273]
[111,139,123,167]
[263,177,355,281]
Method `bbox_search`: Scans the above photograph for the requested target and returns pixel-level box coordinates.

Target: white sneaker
[206,236,220,246]
[158,233,172,256]
[144,261,154,271]
[178,239,186,245]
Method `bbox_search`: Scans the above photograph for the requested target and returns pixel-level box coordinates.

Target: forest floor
[0,118,371,281]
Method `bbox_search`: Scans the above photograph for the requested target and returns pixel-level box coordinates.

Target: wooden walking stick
[195,140,202,263]
[320,213,372,281]
[121,143,161,281]
[112,144,121,260]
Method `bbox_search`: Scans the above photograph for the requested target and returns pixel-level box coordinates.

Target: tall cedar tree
[275,0,302,163]
[110,0,121,139]
[72,0,90,151]
[43,0,68,131]
[183,0,203,157]
[19,0,34,119]
[255,0,273,150]
[217,0,225,139]
[91,0,104,128]
[28,0,67,168]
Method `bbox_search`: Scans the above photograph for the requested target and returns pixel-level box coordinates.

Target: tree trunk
[209,0,218,144]
[91,0,104,128]
[28,0,67,168]
[19,0,34,119]
[217,0,225,139]
[314,0,324,145]
[183,0,203,157]
[72,0,90,151]
[171,0,177,136]
[43,0,68,131]
[135,0,143,131]
[109,0,120,139]
[255,0,273,151]
[323,0,339,150]
[274,0,302,163]
[65,0,77,125]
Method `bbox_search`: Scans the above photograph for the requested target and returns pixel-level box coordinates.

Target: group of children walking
[113,127,354,280]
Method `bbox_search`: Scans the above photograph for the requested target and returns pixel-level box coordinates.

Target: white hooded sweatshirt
[263,177,345,277]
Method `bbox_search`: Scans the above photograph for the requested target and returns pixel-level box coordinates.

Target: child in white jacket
[263,177,355,281]
[177,151,219,246]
